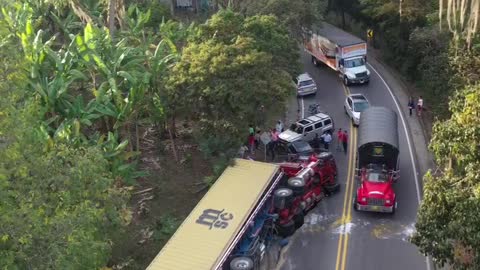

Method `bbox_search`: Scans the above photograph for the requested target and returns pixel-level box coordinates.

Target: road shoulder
[366,50,436,184]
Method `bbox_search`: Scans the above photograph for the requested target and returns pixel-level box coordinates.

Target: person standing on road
[275,120,284,133]
[408,96,415,116]
[321,132,332,150]
[417,96,424,116]
[342,130,349,154]
[248,134,255,155]
[336,128,344,151]
[254,130,261,150]
[248,124,255,136]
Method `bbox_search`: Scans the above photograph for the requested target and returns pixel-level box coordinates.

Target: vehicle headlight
[361,197,367,202]
[347,73,355,79]
[386,199,391,204]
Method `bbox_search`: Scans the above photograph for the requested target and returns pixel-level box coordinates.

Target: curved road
[276,51,428,270]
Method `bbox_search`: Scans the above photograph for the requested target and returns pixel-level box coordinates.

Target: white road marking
[368,63,432,270]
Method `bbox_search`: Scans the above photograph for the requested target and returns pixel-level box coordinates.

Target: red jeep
[354,164,398,213]
[353,107,400,214]
[273,152,339,237]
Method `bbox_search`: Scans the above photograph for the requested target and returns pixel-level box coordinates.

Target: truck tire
[312,56,319,66]
[353,196,359,211]
[343,76,350,86]
[273,188,294,210]
[288,178,305,196]
[230,256,254,270]
[293,212,305,229]
[325,182,340,194]
[277,220,296,237]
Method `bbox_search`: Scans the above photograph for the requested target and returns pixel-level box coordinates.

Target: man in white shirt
[321,132,332,150]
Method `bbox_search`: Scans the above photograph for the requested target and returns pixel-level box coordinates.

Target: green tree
[167,10,293,157]
[412,84,480,269]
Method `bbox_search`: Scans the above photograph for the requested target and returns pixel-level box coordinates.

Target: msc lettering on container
[195,209,234,229]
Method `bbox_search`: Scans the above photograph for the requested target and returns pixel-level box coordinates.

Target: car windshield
[299,80,314,87]
[292,141,312,153]
[289,123,303,134]
[367,172,388,183]
[353,101,369,112]
[344,58,365,68]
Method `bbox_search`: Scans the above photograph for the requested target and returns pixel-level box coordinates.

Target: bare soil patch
[109,125,211,269]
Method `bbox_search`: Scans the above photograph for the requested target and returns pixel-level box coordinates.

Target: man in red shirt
[342,130,349,154]
[336,128,344,152]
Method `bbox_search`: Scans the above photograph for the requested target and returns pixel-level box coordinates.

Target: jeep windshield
[299,80,314,87]
[367,171,388,183]
[344,58,365,68]
[289,123,303,134]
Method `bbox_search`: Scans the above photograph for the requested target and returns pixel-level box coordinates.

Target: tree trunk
[170,0,176,16]
[136,119,140,152]
[168,118,179,162]
[399,0,403,21]
[108,0,116,38]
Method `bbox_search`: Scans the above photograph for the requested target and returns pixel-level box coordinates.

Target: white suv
[279,113,334,143]
[294,73,317,96]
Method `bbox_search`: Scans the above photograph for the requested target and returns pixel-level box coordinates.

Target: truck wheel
[230,256,254,270]
[288,178,305,196]
[389,202,396,215]
[277,220,296,237]
[312,56,319,66]
[293,212,305,229]
[343,76,350,86]
[274,188,294,209]
[325,183,340,194]
[353,196,359,211]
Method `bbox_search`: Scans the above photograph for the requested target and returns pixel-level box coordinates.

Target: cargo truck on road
[303,23,370,86]
[353,107,400,214]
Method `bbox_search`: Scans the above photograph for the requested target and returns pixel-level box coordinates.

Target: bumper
[353,118,360,126]
[297,88,317,96]
[349,77,370,84]
[356,203,395,213]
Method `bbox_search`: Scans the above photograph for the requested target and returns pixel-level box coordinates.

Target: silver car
[344,93,370,126]
[294,73,317,96]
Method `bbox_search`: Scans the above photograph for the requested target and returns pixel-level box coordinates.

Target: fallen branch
[138,195,154,204]
[133,187,154,195]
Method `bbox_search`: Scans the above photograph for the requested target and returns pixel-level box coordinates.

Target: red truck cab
[354,165,398,213]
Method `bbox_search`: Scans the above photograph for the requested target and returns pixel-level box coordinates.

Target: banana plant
[96,131,148,184]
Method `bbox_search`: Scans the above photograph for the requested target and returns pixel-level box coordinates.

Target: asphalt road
[275,51,428,270]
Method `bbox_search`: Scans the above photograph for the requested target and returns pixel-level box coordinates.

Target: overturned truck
[353,107,399,214]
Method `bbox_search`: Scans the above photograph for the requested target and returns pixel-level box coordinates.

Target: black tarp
[357,107,399,170]
[315,22,365,47]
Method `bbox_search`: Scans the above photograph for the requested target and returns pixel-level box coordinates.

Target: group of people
[240,119,351,160]
[240,120,285,160]
[310,128,349,154]
[408,96,424,116]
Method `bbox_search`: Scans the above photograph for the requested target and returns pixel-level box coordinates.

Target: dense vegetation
[0,0,316,268]
[0,0,479,269]
[328,0,479,269]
